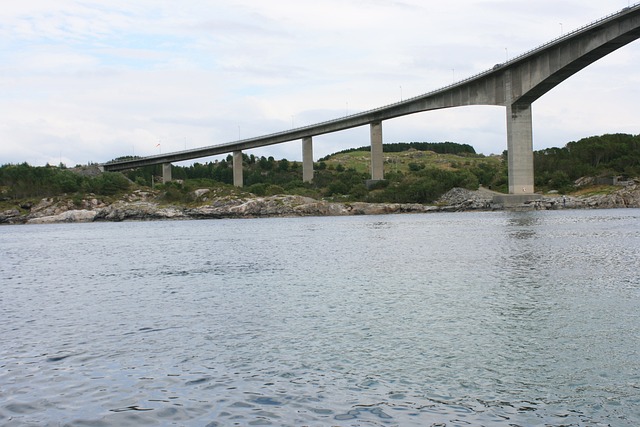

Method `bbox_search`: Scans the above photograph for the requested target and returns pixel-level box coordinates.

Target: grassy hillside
[326,148,501,175]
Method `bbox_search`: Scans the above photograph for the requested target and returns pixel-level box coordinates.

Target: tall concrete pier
[370,121,384,181]
[162,163,172,184]
[506,102,534,194]
[233,151,243,187]
[302,137,313,183]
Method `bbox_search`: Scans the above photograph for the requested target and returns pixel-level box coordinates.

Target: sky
[1,0,639,167]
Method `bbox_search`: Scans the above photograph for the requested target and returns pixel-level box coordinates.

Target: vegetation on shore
[1,133,639,212]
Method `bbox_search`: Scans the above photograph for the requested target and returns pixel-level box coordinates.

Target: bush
[265,185,285,196]
[278,159,290,171]
[53,172,81,193]
[87,173,130,195]
[134,176,147,187]
[325,181,349,196]
[247,183,268,196]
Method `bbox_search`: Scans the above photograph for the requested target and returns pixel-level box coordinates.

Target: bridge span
[102,5,640,196]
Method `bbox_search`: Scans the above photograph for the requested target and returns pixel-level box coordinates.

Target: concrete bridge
[102,4,640,196]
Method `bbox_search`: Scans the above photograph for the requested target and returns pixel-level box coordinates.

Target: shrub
[92,173,130,195]
[247,183,268,196]
[265,185,285,196]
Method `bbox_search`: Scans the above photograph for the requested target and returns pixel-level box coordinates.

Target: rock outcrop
[27,209,98,224]
[2,182,639,225]
[577,182,640,208]
[0,209,22,224]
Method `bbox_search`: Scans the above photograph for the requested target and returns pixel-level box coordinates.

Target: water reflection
[505,212,540,240]
[366,220,393,230]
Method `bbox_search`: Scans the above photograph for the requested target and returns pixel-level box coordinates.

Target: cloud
[1,0,639,167]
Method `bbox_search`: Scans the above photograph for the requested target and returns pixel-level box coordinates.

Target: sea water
[1,209,639,426]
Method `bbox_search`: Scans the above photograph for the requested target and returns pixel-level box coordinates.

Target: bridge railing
[508,3,640,67]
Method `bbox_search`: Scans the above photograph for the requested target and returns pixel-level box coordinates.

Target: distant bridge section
[102,5,640,195]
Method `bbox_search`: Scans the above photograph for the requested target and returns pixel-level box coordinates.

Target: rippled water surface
[1,210,639,426]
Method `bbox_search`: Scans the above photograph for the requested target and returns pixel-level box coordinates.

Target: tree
[278,158,290,172]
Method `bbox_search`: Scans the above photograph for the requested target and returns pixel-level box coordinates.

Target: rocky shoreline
[2,183,639,225]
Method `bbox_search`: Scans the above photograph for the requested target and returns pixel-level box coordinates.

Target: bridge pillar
[233,150,243,187]
[506,103,534,194]
[370,121,384,181]
[302,137,314,183]
[162,163,172,183]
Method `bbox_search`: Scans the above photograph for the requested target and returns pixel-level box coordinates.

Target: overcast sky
[1,0,639,167]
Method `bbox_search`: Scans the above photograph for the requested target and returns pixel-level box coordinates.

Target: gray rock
[27,210,97,224]
[0,209,22,224]
[194,189,211,199]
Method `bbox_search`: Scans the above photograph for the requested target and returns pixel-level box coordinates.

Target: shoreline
[2,184,639,225]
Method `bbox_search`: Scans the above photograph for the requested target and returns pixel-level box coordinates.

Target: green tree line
[534,133,640,192]
[2,135,638,205]
[0,163,130,200]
